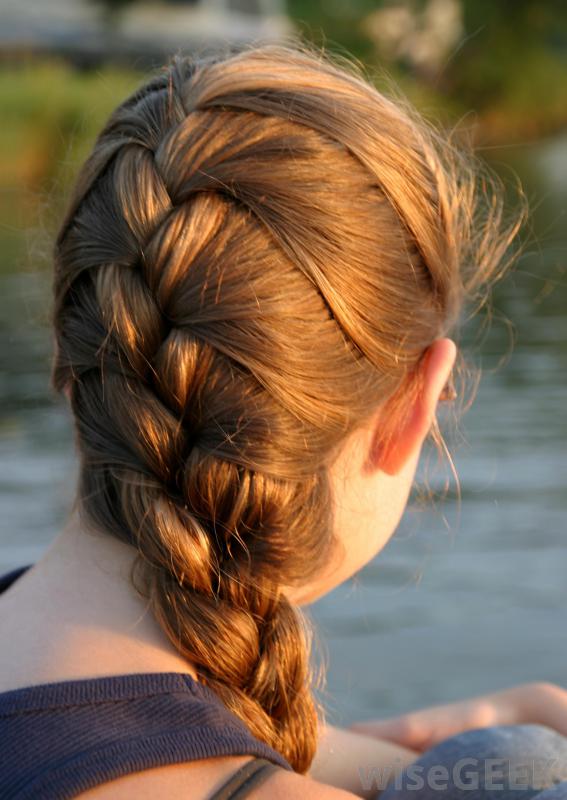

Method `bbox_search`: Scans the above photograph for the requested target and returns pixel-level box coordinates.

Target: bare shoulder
[75,756,255,799]
[260,768,360,799]
[75,756,360,799]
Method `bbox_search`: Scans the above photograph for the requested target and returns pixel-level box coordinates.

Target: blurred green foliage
[0,60,142,272]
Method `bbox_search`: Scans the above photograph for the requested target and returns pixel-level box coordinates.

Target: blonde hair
[50,40,521,772]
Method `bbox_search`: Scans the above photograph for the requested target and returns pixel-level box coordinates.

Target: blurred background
[0,0,566,725]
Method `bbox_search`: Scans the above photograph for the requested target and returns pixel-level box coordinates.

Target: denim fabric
[377,725,567,800]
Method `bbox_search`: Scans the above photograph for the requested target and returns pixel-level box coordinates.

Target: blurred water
[1,134,566,725]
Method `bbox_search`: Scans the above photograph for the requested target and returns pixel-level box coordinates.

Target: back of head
[50,40,520,772]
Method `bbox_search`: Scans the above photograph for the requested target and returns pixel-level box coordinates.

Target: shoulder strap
[209,757,281,800]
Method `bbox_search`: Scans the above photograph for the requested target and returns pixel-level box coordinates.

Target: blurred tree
[89,0,142,27]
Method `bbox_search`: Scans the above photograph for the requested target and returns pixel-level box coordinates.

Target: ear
[372,338,457,476]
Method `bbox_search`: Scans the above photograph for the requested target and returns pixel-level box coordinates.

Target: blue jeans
[376,725,567,800]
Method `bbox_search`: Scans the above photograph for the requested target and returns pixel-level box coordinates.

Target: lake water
[1,133,566,727]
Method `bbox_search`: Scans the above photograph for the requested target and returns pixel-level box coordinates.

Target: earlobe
[371,338,457,476]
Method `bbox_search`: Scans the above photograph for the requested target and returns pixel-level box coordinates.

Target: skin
[1,337,566,799]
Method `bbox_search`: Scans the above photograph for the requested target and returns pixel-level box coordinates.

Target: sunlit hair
[50,39,522,772]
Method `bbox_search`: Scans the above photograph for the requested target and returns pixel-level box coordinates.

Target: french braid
[50,41,521,772]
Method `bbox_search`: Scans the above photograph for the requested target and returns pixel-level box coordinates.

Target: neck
[1,510,200,687]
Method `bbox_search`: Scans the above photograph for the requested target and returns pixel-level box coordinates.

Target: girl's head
[50,41,519,772]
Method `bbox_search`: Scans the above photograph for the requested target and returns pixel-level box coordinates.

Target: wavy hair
[50,40,521,772]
